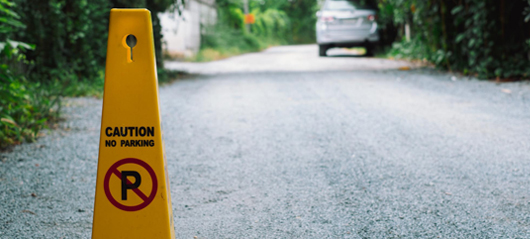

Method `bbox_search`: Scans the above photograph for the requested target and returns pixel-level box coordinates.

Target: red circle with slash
[104,158,158,211]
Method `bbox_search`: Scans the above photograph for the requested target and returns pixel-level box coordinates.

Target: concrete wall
[159,0,217,58]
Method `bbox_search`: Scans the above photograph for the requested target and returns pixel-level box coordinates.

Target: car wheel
[365,45,375,57]
[319,45,328,57]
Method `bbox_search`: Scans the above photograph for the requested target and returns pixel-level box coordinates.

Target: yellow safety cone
[92,9,175,239]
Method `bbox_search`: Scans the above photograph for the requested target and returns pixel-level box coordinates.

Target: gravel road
[2,45,530,238]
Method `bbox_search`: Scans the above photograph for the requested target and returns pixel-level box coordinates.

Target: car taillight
[367,15,377,21]
[321,16,335,22]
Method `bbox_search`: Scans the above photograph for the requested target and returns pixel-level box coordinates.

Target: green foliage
[218,1,245,30]
[378,0,530,79]
[14,0,111,82]
[200,0,315,60]
[214,0,318,46]
[273,0,319,44]
[255,0,319,44]
[198,1,288,60]
[0,0,59,148]
[251,8,292,43]
[1,0,184,148]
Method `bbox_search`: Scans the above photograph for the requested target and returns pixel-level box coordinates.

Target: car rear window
[324,0,375,10]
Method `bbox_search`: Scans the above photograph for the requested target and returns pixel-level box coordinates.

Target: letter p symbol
[121,171,141,200]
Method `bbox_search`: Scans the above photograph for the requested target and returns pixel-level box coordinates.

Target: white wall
[159,0,217,58]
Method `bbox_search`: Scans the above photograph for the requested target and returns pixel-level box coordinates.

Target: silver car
[316,0,379,56]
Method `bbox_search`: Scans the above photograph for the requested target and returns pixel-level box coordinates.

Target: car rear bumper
[316,23,379,46]
[317,34,379,46]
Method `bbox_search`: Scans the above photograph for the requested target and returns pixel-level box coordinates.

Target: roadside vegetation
[194,0,318,61]
[0,0,54,148]
[375,0,530,79]
[0,0,184,149]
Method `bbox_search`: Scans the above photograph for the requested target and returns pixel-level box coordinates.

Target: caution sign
[92,9,175,239]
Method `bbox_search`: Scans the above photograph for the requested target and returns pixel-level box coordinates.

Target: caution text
[105,126,155,137]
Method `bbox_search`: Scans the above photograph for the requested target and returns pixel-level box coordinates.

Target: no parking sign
[103,158,158,211]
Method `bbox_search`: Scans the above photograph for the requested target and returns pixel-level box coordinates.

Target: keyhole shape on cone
[126,34,137,61]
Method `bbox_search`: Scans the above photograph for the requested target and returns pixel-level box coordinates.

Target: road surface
[2,45,530,238]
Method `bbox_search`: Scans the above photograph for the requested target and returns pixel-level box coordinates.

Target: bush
[14,0,111,83]
[0,0,59,148]
[377,0,530,79]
